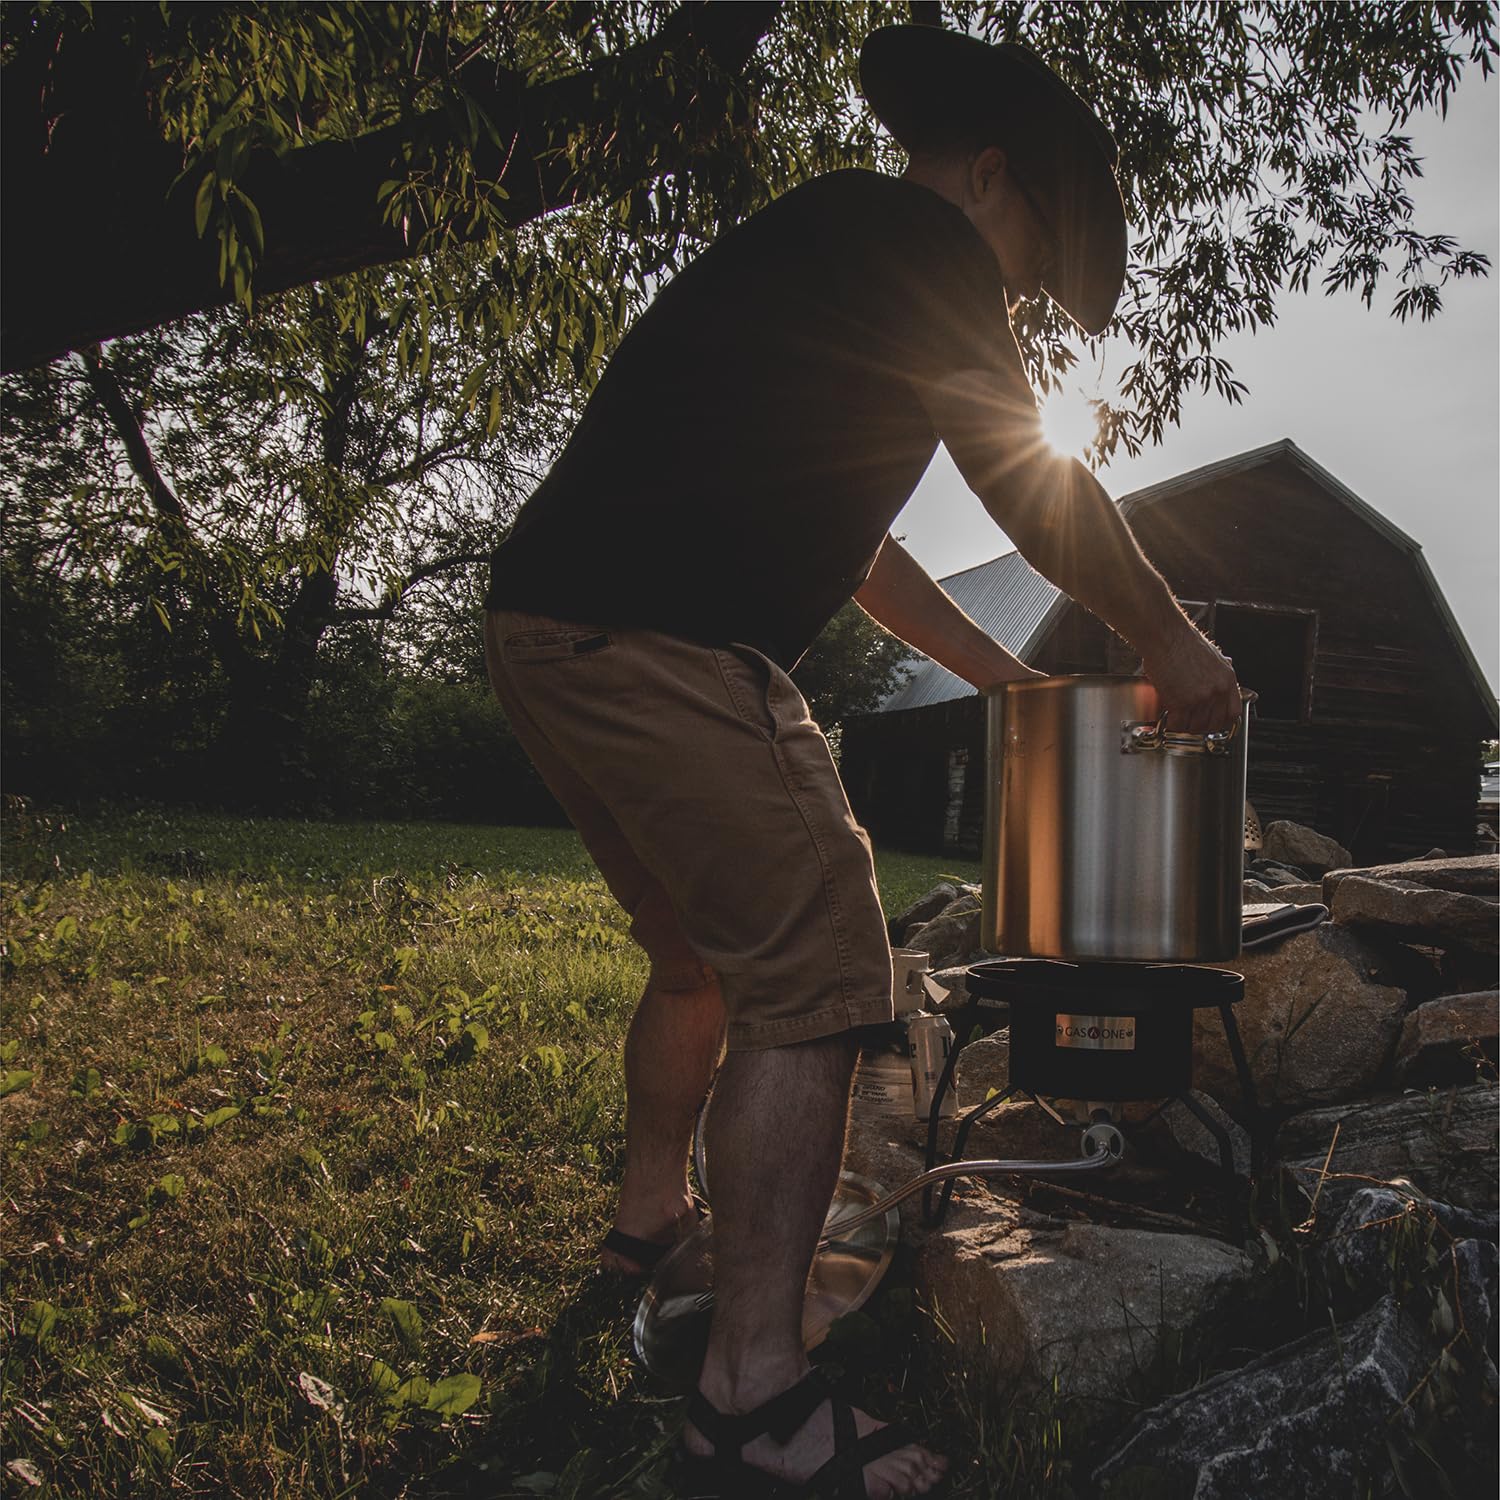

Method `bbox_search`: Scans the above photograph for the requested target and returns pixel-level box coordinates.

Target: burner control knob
[1081,1121,1124,1160]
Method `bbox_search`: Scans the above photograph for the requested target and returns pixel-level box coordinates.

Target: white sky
[895,70,1500,693]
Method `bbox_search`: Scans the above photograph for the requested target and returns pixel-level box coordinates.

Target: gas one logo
[1055,1013,1137,1051]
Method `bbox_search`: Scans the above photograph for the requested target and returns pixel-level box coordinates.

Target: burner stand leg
[1217,1002,1266,1176]
[1176,1088,1247,1245]
[923,1082,1021,1227]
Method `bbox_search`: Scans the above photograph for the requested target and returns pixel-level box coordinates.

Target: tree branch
[78,348,192,529]
[334,550,489,622]
[2,2,782,371]
[79,347,252,680]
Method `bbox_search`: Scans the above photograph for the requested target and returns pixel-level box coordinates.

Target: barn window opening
[1212,605,1315,721]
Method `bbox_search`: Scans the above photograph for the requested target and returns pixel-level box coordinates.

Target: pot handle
[1122,691,1257,757]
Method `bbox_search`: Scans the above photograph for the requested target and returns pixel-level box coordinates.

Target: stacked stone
[848,830,1498,1494]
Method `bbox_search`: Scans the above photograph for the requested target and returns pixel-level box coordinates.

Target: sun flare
[1039,383,1100,461]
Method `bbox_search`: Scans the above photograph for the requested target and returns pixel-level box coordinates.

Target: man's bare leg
[685,1034,947,1497]
[602,974,725,1272]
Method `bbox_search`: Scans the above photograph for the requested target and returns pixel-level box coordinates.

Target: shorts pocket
[715,643,782,741]
[504,628,613,665]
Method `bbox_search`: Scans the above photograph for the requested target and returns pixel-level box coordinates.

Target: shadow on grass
[384,1270,680,1500]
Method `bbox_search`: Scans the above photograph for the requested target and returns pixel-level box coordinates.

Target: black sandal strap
[808,1419,917,1500]
[686,1369,832,1458]
[600,1227,672,1269]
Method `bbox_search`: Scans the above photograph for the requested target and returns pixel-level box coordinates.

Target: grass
[1,805,997,1499]
[8,806,1490,1498]
[3,804,975,912]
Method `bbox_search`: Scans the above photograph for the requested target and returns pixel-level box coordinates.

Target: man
[484,25,1240,1499]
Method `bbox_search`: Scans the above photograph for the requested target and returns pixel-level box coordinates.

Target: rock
[890,883,957,946]
[1440,945,1498,995]
[1322,1183,1434,1305]
[1279,1083,1499,1216]
[1272,882,1324,905]
[1262,820,1352,876]
[1093,1294,1430,1498]
[1246,858,1311,886]
[933,1094,1072,1162]
[904,900,982,971]
[1195,924,1406,1115]
[1323,853,1499,904]
[1243,877,1322,905]
[1372,942,1446,1009]
[1161,1091,1252,1177]
[1394,991,1498,1087]
[1324,1183,1500,1310]
[1454,1238,1499,1372]
[1331,875,1498,957]
[953,1029,1009,1103]
[919,1205,1253,1404]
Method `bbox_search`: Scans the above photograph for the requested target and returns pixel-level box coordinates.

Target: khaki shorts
[484,610,894,1050]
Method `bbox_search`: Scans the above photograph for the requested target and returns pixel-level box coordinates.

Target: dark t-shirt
[485,169,1034,667]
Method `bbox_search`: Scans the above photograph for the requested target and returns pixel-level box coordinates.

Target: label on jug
[852,1052,914,1115]
[1055,1013,1137,1051]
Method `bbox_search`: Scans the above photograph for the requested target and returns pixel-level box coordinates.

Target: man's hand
[919,369,1245,733]
[1139,621,1243,736]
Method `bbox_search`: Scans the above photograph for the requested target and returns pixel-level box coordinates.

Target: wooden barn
[840,440,1498,864]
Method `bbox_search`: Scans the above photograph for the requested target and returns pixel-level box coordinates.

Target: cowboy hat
[859,25,1128,336]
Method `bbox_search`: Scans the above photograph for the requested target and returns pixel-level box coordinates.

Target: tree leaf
[194,173,216,239]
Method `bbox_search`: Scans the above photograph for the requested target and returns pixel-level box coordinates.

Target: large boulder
[1262,820,1352,876]
[918,1196,1253,1404]
[1323,853,1499,903]
[1194,924,1406,1115]
[1093,1294,1432,1498]
[1331,875,1498,957]
[904,896,982,971]
[889,883,959,946]
[1322,1183,1499,1309]
[1393,991,1498,1088]
[1278,1083,1499,1215]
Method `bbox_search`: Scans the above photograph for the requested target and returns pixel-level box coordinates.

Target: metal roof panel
[879,552,1062,711]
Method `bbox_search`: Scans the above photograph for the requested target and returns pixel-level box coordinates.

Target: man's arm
[919,369,1242,734]
[854,534,1042,691]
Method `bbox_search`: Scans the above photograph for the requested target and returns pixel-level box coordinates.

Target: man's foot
[683,1367,947,1498]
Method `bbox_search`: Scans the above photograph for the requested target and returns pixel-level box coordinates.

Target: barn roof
[878,438,1496,719]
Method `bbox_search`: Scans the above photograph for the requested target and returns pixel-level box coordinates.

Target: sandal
[677,1368,926,1499]
[600,1225,678,1273]
[600,1196,707,1276]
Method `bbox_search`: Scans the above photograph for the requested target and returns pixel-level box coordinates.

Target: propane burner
[921,958,1262,1238]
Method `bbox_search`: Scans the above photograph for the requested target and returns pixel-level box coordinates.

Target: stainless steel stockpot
[981,676,1249,962]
